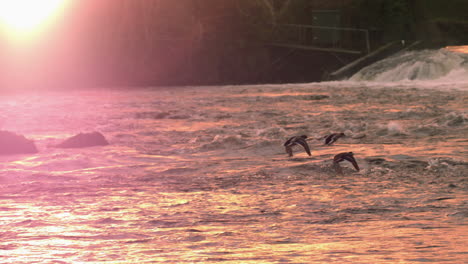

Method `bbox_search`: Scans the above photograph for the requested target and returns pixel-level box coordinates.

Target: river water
[0,48,467,263]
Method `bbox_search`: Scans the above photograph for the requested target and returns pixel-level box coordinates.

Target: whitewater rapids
[0,50,467,263]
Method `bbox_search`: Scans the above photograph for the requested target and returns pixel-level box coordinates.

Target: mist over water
[0,49,467,263]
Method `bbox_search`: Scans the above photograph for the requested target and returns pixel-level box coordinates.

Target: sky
[0,0,78,89]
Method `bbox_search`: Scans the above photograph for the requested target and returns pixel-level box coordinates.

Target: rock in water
[0,131,38,155]
[55,132,109,148]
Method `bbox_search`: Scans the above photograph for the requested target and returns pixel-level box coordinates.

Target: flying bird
[324,132,345,145]
[333,152,360,174]
[284,135,311,157]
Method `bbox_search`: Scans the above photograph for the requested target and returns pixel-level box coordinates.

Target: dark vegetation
[2,0,468,87]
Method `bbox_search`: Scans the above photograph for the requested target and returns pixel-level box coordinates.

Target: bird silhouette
[324,132,345,145]
[284,135,311,157]
[333,152,360,174]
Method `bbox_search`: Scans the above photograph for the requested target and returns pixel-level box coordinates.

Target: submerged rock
[55,132,109,148]
[304,94,330,100]
[365,157,388,165]
[0,131,38,155]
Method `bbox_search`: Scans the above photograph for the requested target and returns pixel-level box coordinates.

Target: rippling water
[1,82,466,263]
[1,50,468,263]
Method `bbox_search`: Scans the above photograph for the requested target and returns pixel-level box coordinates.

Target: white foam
[386,121,406,136]
[347,48,468,90]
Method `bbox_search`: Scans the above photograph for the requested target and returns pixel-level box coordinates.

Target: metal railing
[270,24,371,54]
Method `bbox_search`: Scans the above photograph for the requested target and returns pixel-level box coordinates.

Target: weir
[349,46,468,82]
[325,40,422,81]
[265,23,427,82]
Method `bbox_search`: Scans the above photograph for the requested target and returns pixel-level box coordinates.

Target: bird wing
[297,139,311,156]
[284,137,294,147]
[344,156,360,171]
[324,135,332,145]
[333,153,344,162]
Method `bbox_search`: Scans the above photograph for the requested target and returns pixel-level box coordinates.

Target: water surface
[0,50,467,263]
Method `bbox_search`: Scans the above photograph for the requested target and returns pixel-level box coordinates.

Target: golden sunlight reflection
[0,84,466,263]
[445,45,468,54]
[0,0,68,40]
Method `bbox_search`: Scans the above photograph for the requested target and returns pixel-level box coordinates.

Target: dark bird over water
[324,133,345,145]
[333,152,360,173]
[284,135,311,157]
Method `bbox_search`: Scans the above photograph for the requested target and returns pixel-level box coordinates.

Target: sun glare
[446,45,468,54]
[0,0,67,39]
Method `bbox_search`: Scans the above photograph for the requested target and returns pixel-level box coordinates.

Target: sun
[0,0,68,38]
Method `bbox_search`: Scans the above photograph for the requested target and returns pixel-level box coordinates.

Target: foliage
[15,0,465,86]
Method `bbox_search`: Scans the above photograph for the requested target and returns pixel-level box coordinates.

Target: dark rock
[135,111,170,119]
[365,157,387,165]
[55,132,109,148]
[304,94,330,100]
[0,131,38,155]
